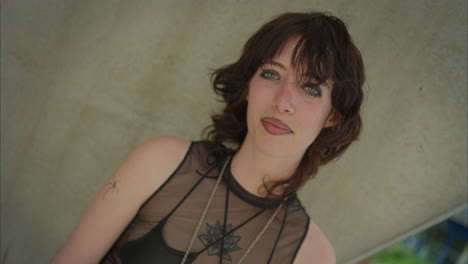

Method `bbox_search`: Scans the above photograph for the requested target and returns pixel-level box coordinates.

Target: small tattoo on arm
[102,175,120,200]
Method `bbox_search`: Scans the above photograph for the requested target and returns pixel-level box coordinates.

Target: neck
[230,134,304,198]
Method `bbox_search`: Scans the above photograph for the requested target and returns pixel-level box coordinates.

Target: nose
[273,81,296,114]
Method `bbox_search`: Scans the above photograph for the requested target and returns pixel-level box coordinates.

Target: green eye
[261,70,277,79]
[305,86,322,97]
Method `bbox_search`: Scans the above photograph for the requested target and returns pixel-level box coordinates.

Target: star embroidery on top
[198,220,242,261]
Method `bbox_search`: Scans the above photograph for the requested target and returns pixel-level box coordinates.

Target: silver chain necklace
[180,154,285,264]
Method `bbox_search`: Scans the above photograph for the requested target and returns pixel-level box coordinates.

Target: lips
[261,117,293,135]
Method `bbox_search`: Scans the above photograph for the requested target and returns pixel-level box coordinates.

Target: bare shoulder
[143,135,191,160]
[139,135,192,178]
[114,135,192,203]
[293,219,336,264]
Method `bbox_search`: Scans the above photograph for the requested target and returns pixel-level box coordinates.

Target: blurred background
[1,0,467,263]
[359,207,467,264]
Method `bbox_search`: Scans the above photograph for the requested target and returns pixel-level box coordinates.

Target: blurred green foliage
[368,243,432,264]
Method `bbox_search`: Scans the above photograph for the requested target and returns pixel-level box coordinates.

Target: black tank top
[100,140,310,264]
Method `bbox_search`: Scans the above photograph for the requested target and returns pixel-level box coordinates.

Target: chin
[250,129,298,158]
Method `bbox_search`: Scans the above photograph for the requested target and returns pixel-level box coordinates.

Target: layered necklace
[180,153,286,264]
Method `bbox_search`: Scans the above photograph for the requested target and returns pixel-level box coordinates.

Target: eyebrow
[263,60,287,70]
[262,60,332,89]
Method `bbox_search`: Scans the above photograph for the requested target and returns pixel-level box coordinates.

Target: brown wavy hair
[201,11,365,201]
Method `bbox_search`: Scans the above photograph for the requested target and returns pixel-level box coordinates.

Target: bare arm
[51,136,191,264]
[293,220,336,264]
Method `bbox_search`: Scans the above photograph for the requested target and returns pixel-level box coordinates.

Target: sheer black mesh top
[101,140,310,264]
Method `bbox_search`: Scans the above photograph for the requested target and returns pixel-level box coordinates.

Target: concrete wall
[1,0,466,263]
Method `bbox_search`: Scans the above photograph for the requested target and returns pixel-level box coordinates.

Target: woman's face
[245,37,336,157]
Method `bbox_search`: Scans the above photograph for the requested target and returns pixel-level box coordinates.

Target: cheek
[248,83,274,109]
[298,104,333,133]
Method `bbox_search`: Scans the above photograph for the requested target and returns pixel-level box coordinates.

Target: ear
[323,109,340,128]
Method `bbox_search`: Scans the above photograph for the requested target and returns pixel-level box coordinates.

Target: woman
[52,11,365,264]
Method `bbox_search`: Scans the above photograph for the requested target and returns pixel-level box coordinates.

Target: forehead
[271,36,302,66]
[263,38,311,80]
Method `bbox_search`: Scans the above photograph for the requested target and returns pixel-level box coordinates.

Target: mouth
[261,117,293,135]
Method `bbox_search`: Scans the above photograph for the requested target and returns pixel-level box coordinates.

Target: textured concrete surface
[1,0,467,263]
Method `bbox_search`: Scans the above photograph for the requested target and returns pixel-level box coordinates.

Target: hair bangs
[290,33,337,87]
